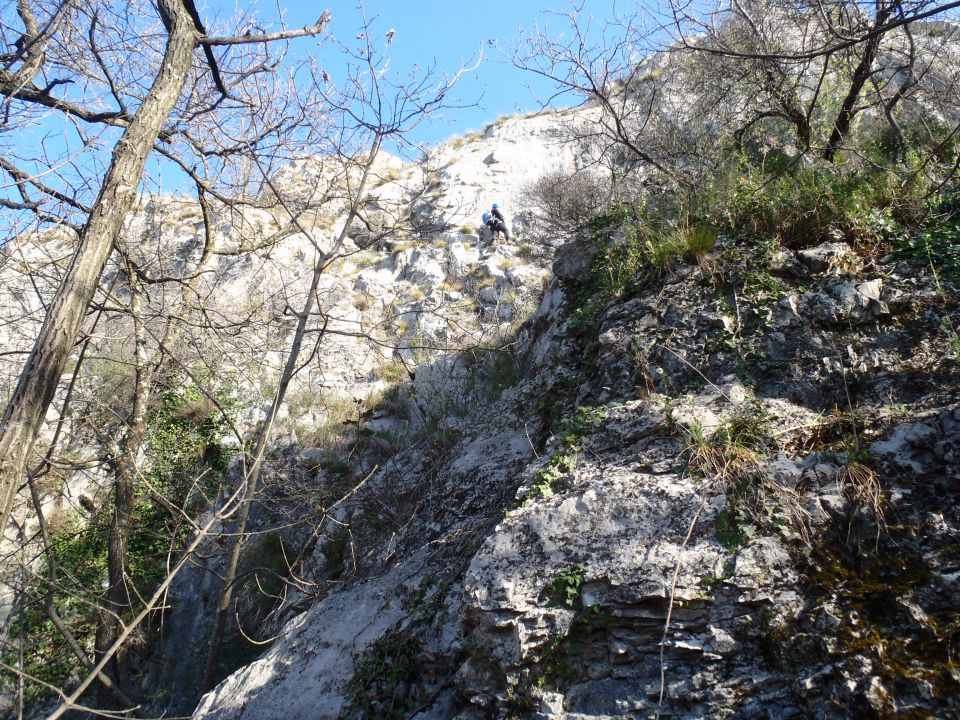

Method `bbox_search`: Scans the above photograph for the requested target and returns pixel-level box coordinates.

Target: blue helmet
[482,212,490,222]
[492,202,499,209]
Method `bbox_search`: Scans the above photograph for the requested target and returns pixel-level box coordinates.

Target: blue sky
[2,1,627,220]
[201,0,616,147]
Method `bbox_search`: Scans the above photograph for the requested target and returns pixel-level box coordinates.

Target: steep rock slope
[0,109,578,528]
[2,52,959,719]
[192,219,960,718]
[0,108,594,716]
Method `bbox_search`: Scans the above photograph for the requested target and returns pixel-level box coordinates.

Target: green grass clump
[700,157,925,248]
[562,206,719,344]
[377,359,410,384]
[641,227,684,273]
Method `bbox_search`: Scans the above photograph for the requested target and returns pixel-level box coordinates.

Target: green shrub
[623,220,718,276]
[696,155,925,247]
[544,564,587,609]
[528,406,608,500]
[560,205,644,342]
[729,166,857,245]
[894,216,960,286]
[564,208,719,342]
[6,379,235,705]
[870,117,959,166]
[341,632,424,720]
[7,518,107,705]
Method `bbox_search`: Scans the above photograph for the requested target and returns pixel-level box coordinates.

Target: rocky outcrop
[190,222,960,719]
[459,400,800,718]
[3,78,959,720]
[0,108,589,718]
[193,554,425,720]
[0,109,583,437]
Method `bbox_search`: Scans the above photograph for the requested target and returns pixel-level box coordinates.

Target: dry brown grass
[684,407,810,543]
[837,460,885,524]
[689,441,761,483]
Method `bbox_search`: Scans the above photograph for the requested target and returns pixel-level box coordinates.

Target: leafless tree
[201,15,478,690]
[512,6,686,181]
[520,167,613,242]
[512,1,960,189]
[0,0,339,711]
[670,0,960,164]
[0,0,328,530]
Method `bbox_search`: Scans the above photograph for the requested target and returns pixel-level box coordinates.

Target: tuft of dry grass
[837,460,885,525]
[682,405,810,543]
[353,291,371,311]
[689,441,761,483]
[683,409,767,486]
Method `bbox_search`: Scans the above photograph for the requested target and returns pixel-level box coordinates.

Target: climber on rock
[491,202,506,223]
[482,210,510,243]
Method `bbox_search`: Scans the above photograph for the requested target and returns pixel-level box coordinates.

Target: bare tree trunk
[823,3,894,161]
[202,134,384,691]
[95,269,147,694]
[19,286,138,707]
[760,66,812,150]
[0,0,201,526]
[94,199,224,693]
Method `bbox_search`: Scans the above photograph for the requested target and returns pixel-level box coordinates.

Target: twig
[661,343,732,403]
[0,661,140,719]
[524,423,540,459]
[45,479,249,720]
[234,605,279,647]
[830,338,859,453]
[656,484,707,720]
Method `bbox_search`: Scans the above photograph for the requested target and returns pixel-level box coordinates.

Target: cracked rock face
[6,51,960,717]
[191,208,959,720]
[457,401,807,718]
